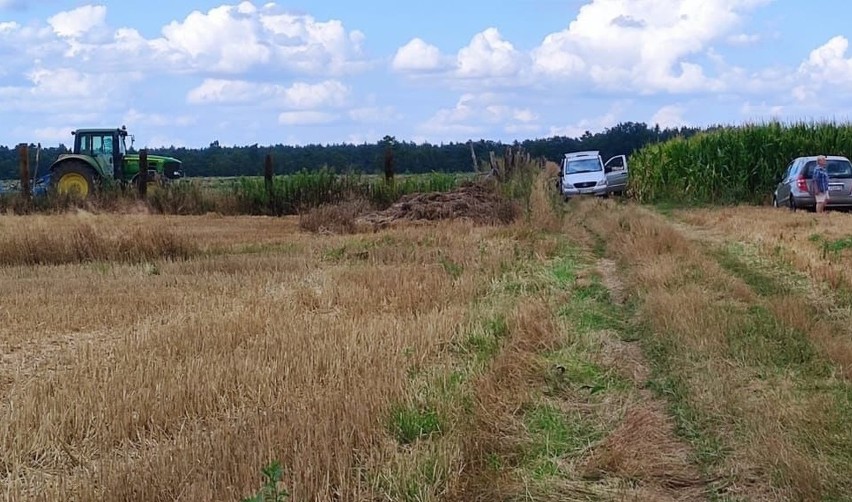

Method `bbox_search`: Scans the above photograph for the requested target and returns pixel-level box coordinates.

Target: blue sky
[0,1,851,149]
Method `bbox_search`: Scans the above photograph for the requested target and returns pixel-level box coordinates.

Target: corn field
[629,121,852,204]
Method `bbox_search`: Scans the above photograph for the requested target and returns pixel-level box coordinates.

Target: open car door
[604,155,628,195]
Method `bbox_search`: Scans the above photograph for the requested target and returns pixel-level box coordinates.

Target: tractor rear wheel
[54,162,96,198]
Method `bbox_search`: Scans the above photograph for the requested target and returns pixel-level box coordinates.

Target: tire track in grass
[558,198,852,500]
[658,207,852,499]
[451,237,710,501]
[580,257,709,501]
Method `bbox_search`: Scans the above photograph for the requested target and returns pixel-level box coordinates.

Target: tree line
[0,122,701,180]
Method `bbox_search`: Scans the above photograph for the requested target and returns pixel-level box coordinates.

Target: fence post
[383,146,394,184]
[264,153,275,214]
[264,153,274,193]
[18,143,30,198]
[138,149,148,198]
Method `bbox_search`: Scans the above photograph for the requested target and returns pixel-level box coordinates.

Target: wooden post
[264,152,275,214]
[469,141,478,172]
[138,149,148,197]
[383,146,394,183]
[489,151,499,180]
[264,153,274,193]
[18,143,30,197]
[33,143,40,185]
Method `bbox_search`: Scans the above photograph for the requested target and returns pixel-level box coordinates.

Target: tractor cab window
[91,135,113,155]
[78,135,92,155]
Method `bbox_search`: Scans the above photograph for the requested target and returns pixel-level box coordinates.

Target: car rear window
[804,160,852,179]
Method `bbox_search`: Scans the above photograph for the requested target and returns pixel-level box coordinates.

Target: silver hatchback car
[773,155,852,210]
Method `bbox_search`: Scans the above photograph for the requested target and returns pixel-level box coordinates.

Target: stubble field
[1,179,851,501]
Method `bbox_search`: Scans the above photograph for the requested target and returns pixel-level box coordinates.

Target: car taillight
[796,175,808,192]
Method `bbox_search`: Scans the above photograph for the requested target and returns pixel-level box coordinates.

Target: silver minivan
[557,151,628,199]
[773,155,852,210]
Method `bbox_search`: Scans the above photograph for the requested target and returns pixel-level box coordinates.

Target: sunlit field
[2,172,851,501]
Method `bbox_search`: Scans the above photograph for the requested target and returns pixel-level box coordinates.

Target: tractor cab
[72,127,129,180]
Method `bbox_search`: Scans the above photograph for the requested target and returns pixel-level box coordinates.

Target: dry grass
[566,198,852,500]
[672,206,852,376]
[579,402,704,490]
[4,177,850,501]
[449,298,561,501]
[298,198,372,234]
[0,212,523,501]
[448,185,711,501]
[0,214,196,266]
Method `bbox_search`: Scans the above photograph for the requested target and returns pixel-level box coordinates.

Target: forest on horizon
[0,122,700,179]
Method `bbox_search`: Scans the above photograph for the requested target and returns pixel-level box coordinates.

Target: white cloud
[278,110,338,125]
[790,36,852,108]
[456,28,525,78]
[740,101,783,119]
[28,4,369,76]
[549,102,626,138]
[258,12,366,74]
[349,106,401,123]
[530,32,586,76]
[187,79,349,108]
[0,66,133,113]
[158,5,271,73]
[798,36,852,86]
[124,109,196,128]
[48,5,106,38]
[419,93,539,138]
[531,0,770,93]
[727,33,760,45]
[651,104,688,128]
[392,38,445,72]
[31,126,75,143]
[283,81,349,109]
[389,0,771,96]
[792,85,813,103]
[187,79,260,104]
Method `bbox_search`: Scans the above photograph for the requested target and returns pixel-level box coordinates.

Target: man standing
[814,155,830,213]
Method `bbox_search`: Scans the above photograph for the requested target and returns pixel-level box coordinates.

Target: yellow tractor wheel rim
[57,173,90,197]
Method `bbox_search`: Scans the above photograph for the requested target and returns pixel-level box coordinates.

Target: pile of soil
[357,182,518,227]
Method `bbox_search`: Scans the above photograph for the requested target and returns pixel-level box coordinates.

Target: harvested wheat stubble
[357,183,518,227]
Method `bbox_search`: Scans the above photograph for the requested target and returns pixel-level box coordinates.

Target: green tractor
[48,126,183,198]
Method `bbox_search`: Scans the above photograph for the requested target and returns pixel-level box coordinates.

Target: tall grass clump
[147,180,231,215]
[232,169,463,215]
[0,219,196,266]
[630,120,852,204]
[484,146,545,215]
[0,184,131,215]
[365,172,460,208]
